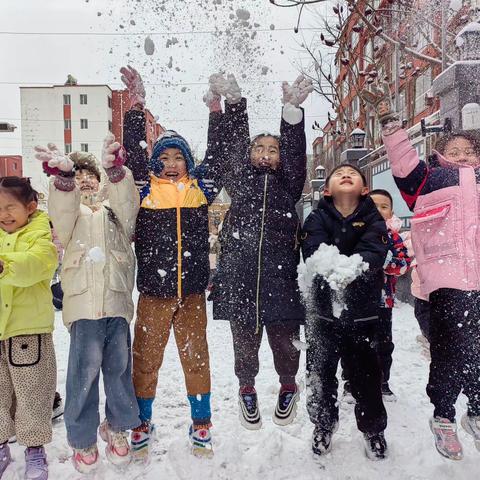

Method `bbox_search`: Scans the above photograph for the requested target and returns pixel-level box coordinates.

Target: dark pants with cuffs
[307,319,387,435]
[427,288,480,421]
[373,308,394,384]
[414,298,431,342]
[230,320,300,386]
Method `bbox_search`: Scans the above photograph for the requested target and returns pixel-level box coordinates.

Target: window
[108,120,113,132]
[64,119,71,130]
[80,94,88,105]
[108,96,112,108]
[80,119,88,129]
[65,144,72,154]
[13,162,17,169]
[81,143,88,152]
[414,68,432,116]
[63,94,71,105]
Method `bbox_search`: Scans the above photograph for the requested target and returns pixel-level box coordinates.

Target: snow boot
[99,420,131,467]
[0,443,12,478]
[131,421,155,463]
[238,387,262,430]
[363,431,388,460]
[312,422,338,456]
[381,383,397,403]
[52,392,64,421]
[430,417,463,460]
[341,382,355,405]
[189,425,213,458]
[71,445,99,474]
[461,414,480,451]
[273,384,299,426]
[24,447,48,480]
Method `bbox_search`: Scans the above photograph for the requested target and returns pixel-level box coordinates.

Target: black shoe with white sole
[273,387,299,426]
[238,391,262,430]
[312,422,338,456]
[364,431,388,461]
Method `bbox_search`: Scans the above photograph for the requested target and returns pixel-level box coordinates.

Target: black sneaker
[52,392,64,420]
[312,422,338,456]
[381,383,397,403]
[238,390,262,430]
[273,386,299,426]
[364,431,388,460]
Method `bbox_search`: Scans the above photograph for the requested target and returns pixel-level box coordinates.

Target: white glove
[223,74,242,104]
[120,65,146,108]
[208,73,228,96]
[203,89,222,112]
[101,133,125,169]
[282,103,303,126]
[282,75,314,107]
[34,144,74,173]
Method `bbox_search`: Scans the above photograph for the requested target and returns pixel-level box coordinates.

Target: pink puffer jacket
[383,128,480,297]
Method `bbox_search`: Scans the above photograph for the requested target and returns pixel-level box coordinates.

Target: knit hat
[69,152,101,181]
[149,130,195,177]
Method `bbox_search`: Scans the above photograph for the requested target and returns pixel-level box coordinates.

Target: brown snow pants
[0,334,56,446]
[132,293,211,398]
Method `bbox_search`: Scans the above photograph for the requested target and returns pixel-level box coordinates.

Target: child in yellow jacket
[0,176,58,480]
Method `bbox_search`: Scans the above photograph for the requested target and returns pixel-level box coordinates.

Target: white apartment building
[21,84,113,194]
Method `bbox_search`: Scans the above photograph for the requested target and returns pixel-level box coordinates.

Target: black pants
[307,319,387,434]
[373,308,394,384]
[427,288,480,421]
[414,298,431,342]
[230,321,300,387]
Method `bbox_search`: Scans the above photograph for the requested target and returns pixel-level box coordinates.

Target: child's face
[370,194,393,221]
[250,136,280,170]
[0,191,37,233]
[159,148,187,181]
[75,169,100,194]
[325,166,368,198]
[443,137,479,167]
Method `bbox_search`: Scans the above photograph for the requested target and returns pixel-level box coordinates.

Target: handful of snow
[297,244,368,299]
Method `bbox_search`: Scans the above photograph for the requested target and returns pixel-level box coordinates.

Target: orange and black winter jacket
[124,110,222,298]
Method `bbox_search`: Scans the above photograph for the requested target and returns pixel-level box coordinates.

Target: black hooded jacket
[205,99,307,328]
[301,196,388,324]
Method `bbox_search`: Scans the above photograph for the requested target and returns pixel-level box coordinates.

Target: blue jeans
[65,318,140,449]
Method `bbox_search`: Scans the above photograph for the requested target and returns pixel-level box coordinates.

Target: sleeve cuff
[54,174,76,192]
[105,166,126,184]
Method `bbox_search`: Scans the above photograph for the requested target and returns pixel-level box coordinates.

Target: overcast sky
[0,0,332,158]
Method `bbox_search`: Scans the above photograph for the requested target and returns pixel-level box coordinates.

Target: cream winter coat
[48,168,139,327]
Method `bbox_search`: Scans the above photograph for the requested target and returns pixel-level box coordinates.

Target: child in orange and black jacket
[120,65,221,459]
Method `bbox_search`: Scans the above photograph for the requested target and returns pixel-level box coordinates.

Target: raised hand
[120,65,146,109]
[203,74,223,112]
[361,82,397,125]
[34,144,74,175]
[101,133,126,169]
[282,75,314,107]
[222,74,242,105]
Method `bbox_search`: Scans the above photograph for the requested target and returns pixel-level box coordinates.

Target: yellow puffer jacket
[0,210,58,340]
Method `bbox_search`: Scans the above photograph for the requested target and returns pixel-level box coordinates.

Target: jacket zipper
[176,199,183,299]
[255,174,269,334]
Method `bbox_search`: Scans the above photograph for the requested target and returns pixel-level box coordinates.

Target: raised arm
[101,133,140,239]
[362,83,428,210]
[120,65,149,188]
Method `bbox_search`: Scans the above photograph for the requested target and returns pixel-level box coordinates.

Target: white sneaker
[430,417,463,460]
[461,414,480,451]
[272,386,300,426]
[72,445,99,474]
[99,420,131,466]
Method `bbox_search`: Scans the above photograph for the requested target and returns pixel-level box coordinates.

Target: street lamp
[350,128,366,149]
[315,164,326,180]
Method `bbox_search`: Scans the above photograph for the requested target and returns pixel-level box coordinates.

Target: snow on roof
[456,21,480,47]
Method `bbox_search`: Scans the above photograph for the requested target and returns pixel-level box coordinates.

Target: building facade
[20,81,163,194]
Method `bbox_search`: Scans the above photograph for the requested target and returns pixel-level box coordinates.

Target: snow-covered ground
[5,300,479,479]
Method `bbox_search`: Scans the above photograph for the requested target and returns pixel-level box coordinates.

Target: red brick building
[111,90,164,156]
[0,155,22,177]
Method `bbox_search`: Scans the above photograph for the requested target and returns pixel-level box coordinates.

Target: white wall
[21,85,112,194]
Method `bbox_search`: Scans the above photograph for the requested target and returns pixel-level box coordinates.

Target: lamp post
[349,128,366,149]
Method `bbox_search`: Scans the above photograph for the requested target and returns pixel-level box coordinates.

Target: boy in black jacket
[301,163,389,460]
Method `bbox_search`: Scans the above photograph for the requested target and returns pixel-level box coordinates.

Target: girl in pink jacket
[363,85,480,461]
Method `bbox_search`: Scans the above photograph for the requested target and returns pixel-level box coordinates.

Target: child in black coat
[301,163,389,460]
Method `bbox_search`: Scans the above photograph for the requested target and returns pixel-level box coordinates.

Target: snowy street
[4,299,478,480]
